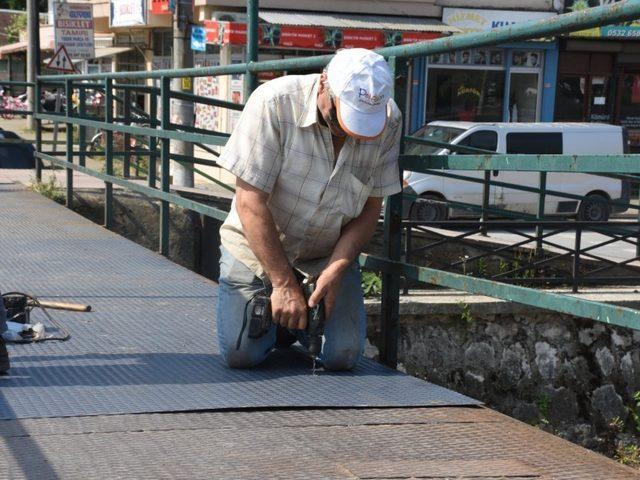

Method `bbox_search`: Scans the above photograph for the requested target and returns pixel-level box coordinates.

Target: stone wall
[366,297,640,456]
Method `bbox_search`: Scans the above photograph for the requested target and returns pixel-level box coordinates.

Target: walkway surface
[1,182,639,479]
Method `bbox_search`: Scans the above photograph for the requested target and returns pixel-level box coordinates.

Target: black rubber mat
[0,187,479,419]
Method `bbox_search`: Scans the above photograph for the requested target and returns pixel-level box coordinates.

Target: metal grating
[0,188,479,419]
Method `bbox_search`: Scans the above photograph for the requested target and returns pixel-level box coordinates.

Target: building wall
[194,0,441,17]
[435,0,561,12]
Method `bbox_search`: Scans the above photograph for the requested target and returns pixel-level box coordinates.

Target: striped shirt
[218,73,402,278]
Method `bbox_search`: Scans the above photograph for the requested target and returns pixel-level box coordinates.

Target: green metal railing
[30,0,640,368]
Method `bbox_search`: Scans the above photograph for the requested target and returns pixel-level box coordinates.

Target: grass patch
[29,175,64,204]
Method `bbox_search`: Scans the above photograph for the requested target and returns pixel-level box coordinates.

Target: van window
[506,133,563,154]
[458,130,498,151]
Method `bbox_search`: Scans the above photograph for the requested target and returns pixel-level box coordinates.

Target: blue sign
[191,26,206,52]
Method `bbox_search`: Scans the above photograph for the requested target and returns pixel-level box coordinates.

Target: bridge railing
[31,0,640,367]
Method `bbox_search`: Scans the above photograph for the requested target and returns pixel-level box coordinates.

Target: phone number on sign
[603,28,640,38]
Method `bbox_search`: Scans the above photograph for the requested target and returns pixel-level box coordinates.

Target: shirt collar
[297,75,321,128]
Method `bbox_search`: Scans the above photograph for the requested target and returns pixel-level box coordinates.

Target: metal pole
[379,56,406,369]
[480,170,491,236]
[104,78,114,229]
[536,172,547,253]
[148,92,158,188]
[572,225,582,293]
[65,79,73,208]
[123,88,131,178]
[160,76,171,256]
[26,0,41,131]
[245,0,259,99]
[170,0,194,187]
[78,85,86,167]
[35,80,42,181]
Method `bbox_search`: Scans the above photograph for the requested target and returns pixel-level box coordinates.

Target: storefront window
[555,75,586,121]
[426,68,504,122]
[618,73,640,149]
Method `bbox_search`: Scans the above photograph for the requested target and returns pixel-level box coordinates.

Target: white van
[402,122,629,222]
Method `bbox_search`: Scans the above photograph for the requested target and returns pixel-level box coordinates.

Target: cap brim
[336,99,387,140]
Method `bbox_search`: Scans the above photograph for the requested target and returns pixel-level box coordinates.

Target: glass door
[588,76,612,123]
[509,72,540,122]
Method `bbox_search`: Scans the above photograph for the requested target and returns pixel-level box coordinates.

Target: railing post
[244,0,259,99]
[35,79,42,182]
[104,78,114,229]
[148,90,158,188]
[160,76,171,256]
[65,79,73,208]
[78,84,86,167]
[403,224,411,295]
[573,225,582,293]
[123,88,131,178]
[536,171,547,253]
[480,170,491,236]
[379,55,406,369]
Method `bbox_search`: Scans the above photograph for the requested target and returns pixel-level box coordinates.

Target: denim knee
[222,345,269,369]
[322,346,362,371]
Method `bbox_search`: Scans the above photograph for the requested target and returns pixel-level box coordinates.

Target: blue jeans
[216,247,366,370]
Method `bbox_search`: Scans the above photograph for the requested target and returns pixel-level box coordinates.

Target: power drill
[300,278,326,358]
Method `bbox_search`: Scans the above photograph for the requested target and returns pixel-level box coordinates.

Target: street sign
[53,1,95,59]
[191,26,206,52]
[46,45,77,73]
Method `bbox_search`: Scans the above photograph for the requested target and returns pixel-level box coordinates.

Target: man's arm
[235,178,308,330]
[308,196,383,316]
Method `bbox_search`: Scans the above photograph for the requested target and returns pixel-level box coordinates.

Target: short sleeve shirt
[218,73,402,278]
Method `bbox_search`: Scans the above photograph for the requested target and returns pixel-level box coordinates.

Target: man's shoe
[0,336,10,374]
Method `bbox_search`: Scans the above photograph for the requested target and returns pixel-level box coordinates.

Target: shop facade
[409,7,560,132]
[556,0,640,152]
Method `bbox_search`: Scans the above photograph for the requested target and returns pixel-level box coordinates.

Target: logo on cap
[358,88,385,106]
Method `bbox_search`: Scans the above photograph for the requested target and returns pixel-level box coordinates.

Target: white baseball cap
[326,48,392,139]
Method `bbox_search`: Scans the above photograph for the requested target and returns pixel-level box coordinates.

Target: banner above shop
[564,0,640,38]
[442,8,556,33]
[110,0,146,28]
[204,20,440,50]
[151,0,172,15]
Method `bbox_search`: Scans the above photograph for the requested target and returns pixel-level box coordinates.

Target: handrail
[37,0,640,82]
[30,0,640,370]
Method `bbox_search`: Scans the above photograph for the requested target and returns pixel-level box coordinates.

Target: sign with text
[53,1,95,59]
[151,0,171,15]
[110,0,146,28]
[564,0,640,38]
[442,8,556,33]
[204,20,440,50]
[191,26,206,51]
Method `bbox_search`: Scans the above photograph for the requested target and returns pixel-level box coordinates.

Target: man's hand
[271,283,308,330]
[308,259,349,319]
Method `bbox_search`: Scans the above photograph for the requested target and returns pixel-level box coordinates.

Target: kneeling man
[216,48,402,370]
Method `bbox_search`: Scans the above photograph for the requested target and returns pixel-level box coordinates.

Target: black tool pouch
[247,294,272,339]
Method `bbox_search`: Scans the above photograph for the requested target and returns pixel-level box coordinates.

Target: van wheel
[410,194,448,222]
[578,194,610,222]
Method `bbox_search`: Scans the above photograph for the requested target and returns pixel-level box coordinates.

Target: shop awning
[41,46,133,64]
[0,41,55,59]
[205,11,459,50]
[258,11,461,34]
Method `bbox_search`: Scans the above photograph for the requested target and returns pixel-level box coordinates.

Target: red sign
[342,29,384,50]
[203,20,442,51]
[151,0,171,15]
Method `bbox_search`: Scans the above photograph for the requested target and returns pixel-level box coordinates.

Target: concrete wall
[366,296,640,455]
